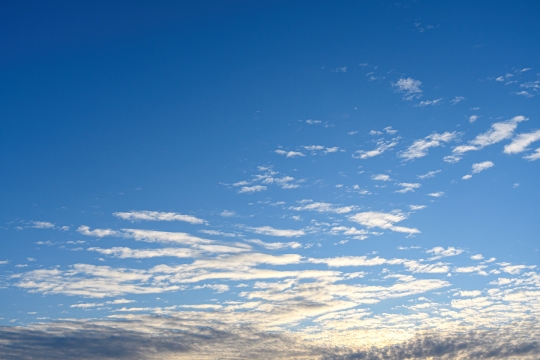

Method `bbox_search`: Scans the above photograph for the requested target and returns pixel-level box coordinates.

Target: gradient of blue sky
[1,1,540,358]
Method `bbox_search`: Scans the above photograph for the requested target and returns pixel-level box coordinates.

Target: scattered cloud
[524,148,540,161]
[247,226,305,237]
[349,211,420,234]
[451,116,528,160]
[450,96,465,105]
[290,200,355,214]
[469,115,480,123]
[238,185,267,193]
[275,150,305,158]
[395,183,421,193]
[504,129,540,154]
[372,174,391,181]
[428,192,444,197]
[417,170,441,179]
[31,221,55,229]
[415,98,443,107]
[399,132,457,160]
[113,211,205,224]
[246,239,302,250]
[353,139,398,159]
[472,161,494,173]
[393,77,423,100]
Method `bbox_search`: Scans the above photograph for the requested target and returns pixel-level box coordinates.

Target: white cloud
[399,132,457,160]
[524,148,540,161]
[415,98,443,107]
[246,239,302,250]
[349,211,419,234]
[372,174,391,181]
[348,131,358,135]
[469,115,479,123]
[113,211,205,224]
[77,226,118,238]
[472,161,494,173]
[238,185,267,193]
[248,226,305,237]
[193,284,230,293]
[88,247,201,259]
[426,247,463,259]
[304,145,325,151]
[384,126,397,134]
[353,140,397,159]
[417,170,441,179]
[450,96,465,105]
[428,192,444,197]
[275,150,305,158]
[503,129,540,154]
[220,210,236,217]
[409,205,427,211]
[393,77,423,100]
[332,66,347,73]
[462,174,472,180]
[305,119,321,124]
[31,221,55,229]
[290,201,355,214]
[459,290,482,297]
[451,116,528,159]
[395,183,421,193]
[471,254,484,260]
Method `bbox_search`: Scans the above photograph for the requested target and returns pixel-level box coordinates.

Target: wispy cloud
[415,98,443,107]
[275,150,305,158]
[247,226,305,237]
[353,139,398,159]
[504,129,540,154]
[349,211,419,234]
[393,77,422,100]
[449,116,528,161]
[113,211,205,224]
[399,132,457,160]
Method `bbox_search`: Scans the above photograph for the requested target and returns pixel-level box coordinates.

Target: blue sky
[1,1,540,358]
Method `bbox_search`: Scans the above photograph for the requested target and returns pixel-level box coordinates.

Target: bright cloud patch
[393,77,423,100]
[399,132,457,160]
[113,211,205,224]
[349,211,420,234]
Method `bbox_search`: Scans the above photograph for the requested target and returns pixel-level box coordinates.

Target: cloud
[31,221,55,229]
[305,119,321,124]
[275,150,305,158]
[220,210,236,217]
[472,161,494,173]
[349,211,419,234]
[289,200,355,214]
[77,226,118,237]
[450,96,465,105]
[426,246,463,259]
[88,247,202,259]
[469,115,479,123]
[524,148,540,161]
[399,132,457,160]
[372,174,391,181]
[462,174,472,180]
[353,140,398,159]
[238,185,267,193]
[395,183,421,193]
[193,284,230,293]
[471,254,484,260]
[451,116,528,160]
[504,129,540,154]
[409,205,427,211]
[428,192,444,197]
[247,226,305,237]
[113,211,205,224]
[417,170,441,179]
[393,77,423,100]
[415,98,443,107]
[246,239,302,250]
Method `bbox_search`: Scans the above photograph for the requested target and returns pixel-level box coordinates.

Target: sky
[1,1,540,359]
